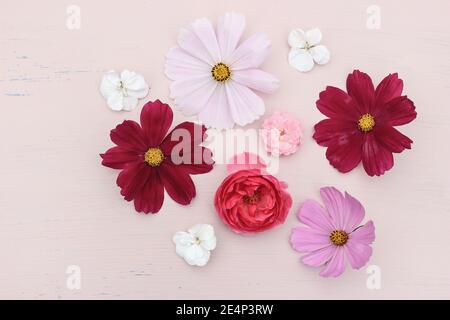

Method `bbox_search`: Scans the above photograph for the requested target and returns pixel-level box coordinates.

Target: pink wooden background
[1,0,450,299]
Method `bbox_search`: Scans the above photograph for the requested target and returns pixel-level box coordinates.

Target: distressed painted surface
[1,0,450,299]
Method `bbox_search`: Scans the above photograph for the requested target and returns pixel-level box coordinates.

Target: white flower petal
[106,92,124,111]
[198,84,234,129]
[177,17,221,65]
[173,231,194,247]
[100,71,120,99]
[175,243,191,258]
[191,17,222,62]
[200,237,216,251]
[217,12,246,61]
[170,74,212,100]
[288,48,314,72]
[174,79,218,117]
[173,224,216,267]
[100,70,149,111]
[288,29,306,48]
[225,80,265,127]
[192,251,211,267]
[232,69,279,94]
[120,70,137,85]
[121,70,149,98]
[305,28,322,46]
[165,47,211,80]
[228,33,270,70]
[309,45,330,65]
[184,246,211,267]
[188,224,214,240]
[168,70,217,116]
[189,224,217,251]
[122,96,138,111]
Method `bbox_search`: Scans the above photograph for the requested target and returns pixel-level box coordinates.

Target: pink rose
[260,111,303,156]
[214,153,293,234]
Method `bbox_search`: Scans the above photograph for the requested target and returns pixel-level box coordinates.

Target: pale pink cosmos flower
[290,187,375,278]
[165,12,279,129]
[260,111,303,156]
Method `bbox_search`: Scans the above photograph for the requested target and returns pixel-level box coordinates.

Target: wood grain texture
[1,0,450,299]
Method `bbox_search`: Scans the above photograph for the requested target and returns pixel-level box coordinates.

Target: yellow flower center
[330,230,348,246]
[211,62,231,82]
[358,113,376,132]
[144,148,164,167]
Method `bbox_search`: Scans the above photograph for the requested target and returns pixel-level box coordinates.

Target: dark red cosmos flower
[100,100,214,214]
[313,70,417,176]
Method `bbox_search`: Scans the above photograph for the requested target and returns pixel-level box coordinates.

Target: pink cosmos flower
[290,187,375,277]
[165,12,279,129]
[260,111,303,156]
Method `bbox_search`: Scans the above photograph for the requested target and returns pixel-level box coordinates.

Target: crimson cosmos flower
[100,100,214,214]
[313,70,417,176]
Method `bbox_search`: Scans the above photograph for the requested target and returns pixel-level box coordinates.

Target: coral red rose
[313,70,417,176]
[101,100,214,214]
[214,153,292,233]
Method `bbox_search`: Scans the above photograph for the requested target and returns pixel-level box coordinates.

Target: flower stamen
[211,63,231,82]
[144,148,164,167]
[118,81,128,96]
[330,230,348,246]
[243,192,260,205]
[358,114,375,132]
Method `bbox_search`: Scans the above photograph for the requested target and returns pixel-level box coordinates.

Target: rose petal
[226,152,267,174]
